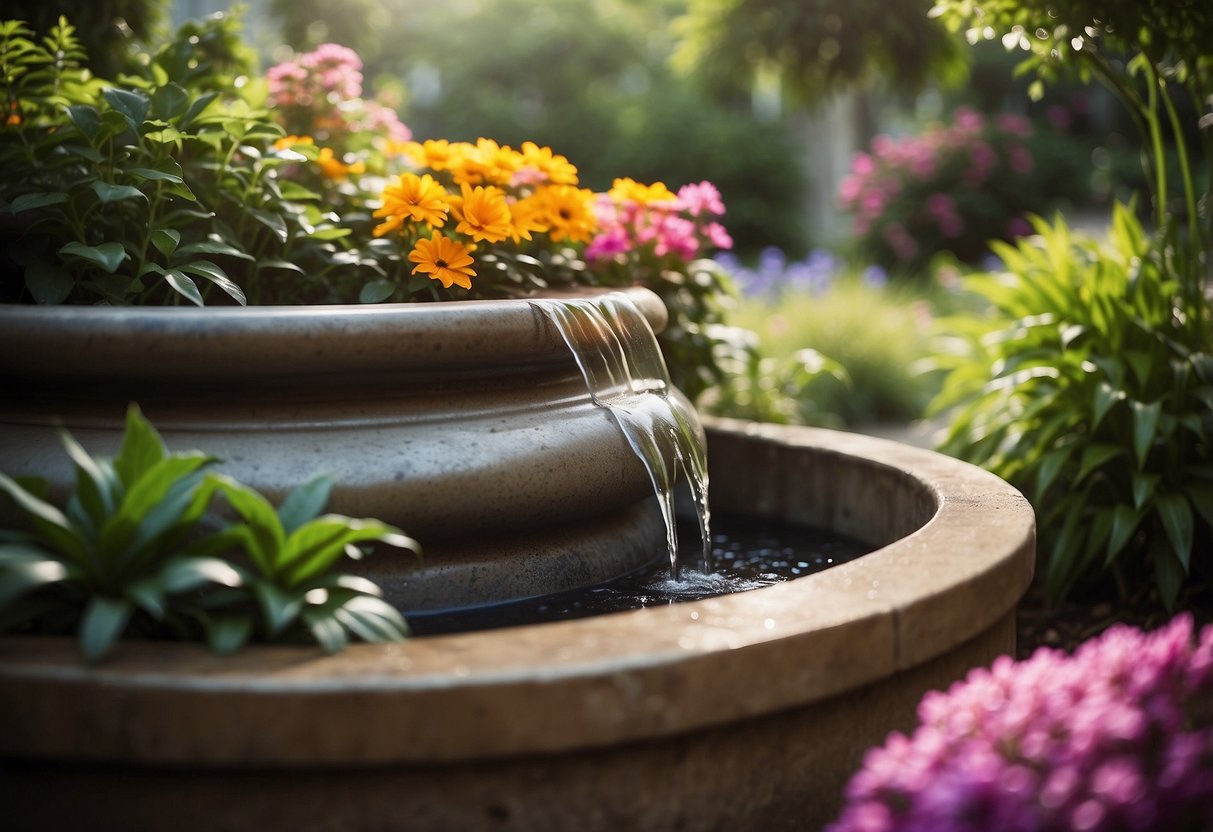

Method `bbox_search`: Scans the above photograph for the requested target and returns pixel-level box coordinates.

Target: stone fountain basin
[0,419,1034,831]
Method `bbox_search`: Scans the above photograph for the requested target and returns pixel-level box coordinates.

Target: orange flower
[409,232,476,290]
[506,194,550,243]
[453,183,512,243]
[403,138,455,171]
[315,146,366,180]
[373,173,451,237]
[273,134,315,151]
[517,141,579,185]
[534,184,598,243]
[608,177,678,205]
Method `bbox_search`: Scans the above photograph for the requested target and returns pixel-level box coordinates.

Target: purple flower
[828,615,1213,832]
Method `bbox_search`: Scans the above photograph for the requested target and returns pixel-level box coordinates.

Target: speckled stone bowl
[0,287,672,609]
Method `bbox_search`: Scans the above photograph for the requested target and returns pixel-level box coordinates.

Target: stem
[1141,61,1168,230]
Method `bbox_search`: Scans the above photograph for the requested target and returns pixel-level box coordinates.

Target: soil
[1015,578,1213,660]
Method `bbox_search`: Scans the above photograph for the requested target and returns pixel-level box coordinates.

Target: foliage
[673,0,968,104]
[0,406,416,661]
[828,614,1213,832]
[1,0,166,80]
[838,107,1076,273]
[930,207,1213,608]
[724,250,942,427]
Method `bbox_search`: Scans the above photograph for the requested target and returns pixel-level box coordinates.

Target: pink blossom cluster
[837,107,1037,264]
[586,181,732,263]
[828,614,1213,832]
[265,44,409,144]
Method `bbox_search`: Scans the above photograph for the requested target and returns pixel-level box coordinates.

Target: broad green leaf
[10,191,68,213]
[1187,483,1213,528]
[0,550,70,608]
[113,405,167,486]
[163,269,204,306]
[1132,472,1159,510]
[1131,400,1162,468]
[159,556,243,594]
[174,241,253,261]
[123,469,218,571]
[205,614,253,654]
[1075,444,1125,483]
[277,474,335,536]
[254,581,302,635]
[302,607,348,653]
[258,259,305,274]
[281,518,417,587]
[24,259,74,304]
[59,430,119,525]
[126,167,184,184]
[90,181,146,204]
[150,228,181,258]
[250,209,288,243]
[66,104,101,139]
[1092,383,1123,430]
[101,87,149,131]
[359,279,395,303]
[58,241,127,273]
[1033,446,1072,497]
[0,473,88,565]
[103,455,213,555]
[309,227,352,241]
[211,477,287,576]
[1152,541,1185,612]
[178,261,246,306]
[150,82,189,121]
[125,577,166,619]
[180,91,217,127]
[80,596,132,663]
[332,595,409,642]
[1155,492,1194,572]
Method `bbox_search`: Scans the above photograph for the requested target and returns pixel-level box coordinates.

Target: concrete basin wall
[0,420,1035,831]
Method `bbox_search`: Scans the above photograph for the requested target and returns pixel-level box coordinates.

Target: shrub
[929,205,1213,608]
[828,614,1213,832]
[838,107,1070,274]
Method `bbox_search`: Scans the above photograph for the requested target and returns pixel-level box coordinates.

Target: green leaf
[150,228,181,258]
[150,82,190,121]
[159,556,243,594]
[258,259,305,274]
[277,474,334,536]
[58,241,128,273]
[1187,483,1213,529]
[1130,400,1162,469]
[163,269,204,306]
[254,581,302,636]
[24,259,74,304]
[1033,446,1072,497]
[211,477,287,576]
[101,87,149,131]
[127,167,184,184]
[1092,383,1124,430]
[1155,492,1194,572]
[178,261,246,305]
[174,240,253,261]
[59,430,118,524]
[1131,472,1159,510]
[205,614,253,654]
[0,472,87,565]
[91,181,147,204]
[180,91,217,127]
[281,518,416,587]
[1075,444,1125,483]
[309,227,352,241]
[332,594,410,642]
[1152,541,1185,612]
[80,596,132,662]
[359,279,396,303]
[10,192,68,213]
[250,209,289,243]
[0,549,70,609]
[302,607,348,653]
[113,405,167,486]
[66,104,101,139]
[103,454,213,555]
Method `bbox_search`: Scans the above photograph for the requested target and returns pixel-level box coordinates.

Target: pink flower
[677,181,725,216]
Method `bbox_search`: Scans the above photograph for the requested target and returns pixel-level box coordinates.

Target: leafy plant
[930,205,1213,607]
[0,405,416,661]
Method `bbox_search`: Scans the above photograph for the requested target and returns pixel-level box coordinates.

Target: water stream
[532,293,711,580]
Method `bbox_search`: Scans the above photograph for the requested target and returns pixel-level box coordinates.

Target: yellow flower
[506,194,550,242]
[315,146,366,180]
[608,177,677,205]
[409,232,476,290]
[404,138,455,171]
[373,173,451,237]
[534,184,598,243]
[447,138,520,186]
[518,141,579,185]
[453,183,512,243]
[273,135,315,151]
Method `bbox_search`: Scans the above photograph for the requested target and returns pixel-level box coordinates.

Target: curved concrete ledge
[0,420,1035,830]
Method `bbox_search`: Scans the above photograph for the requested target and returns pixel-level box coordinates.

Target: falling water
[532,293,711,580]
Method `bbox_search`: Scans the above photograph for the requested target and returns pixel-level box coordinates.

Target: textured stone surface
[0,421,1035,830]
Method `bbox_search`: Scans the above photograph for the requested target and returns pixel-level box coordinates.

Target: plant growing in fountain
[0,406,416,661]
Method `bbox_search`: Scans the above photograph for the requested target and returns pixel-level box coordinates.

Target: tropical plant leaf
[58,241,128,273]
[276,474,334,536]
[80,595,132,663]
[90,181,146,204]
[1155,492,1194,572]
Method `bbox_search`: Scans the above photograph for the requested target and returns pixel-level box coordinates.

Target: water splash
[532,293,711,580]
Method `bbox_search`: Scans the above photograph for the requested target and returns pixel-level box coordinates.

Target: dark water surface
[407,513,870,637]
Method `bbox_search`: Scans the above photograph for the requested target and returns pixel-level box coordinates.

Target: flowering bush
[838,108,1061,273]
[828,614,1213,832]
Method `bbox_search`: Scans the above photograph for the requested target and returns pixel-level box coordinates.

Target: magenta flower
[827,614,1213,832]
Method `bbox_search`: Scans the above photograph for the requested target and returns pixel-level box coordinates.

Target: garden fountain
[0,287,1035,830]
